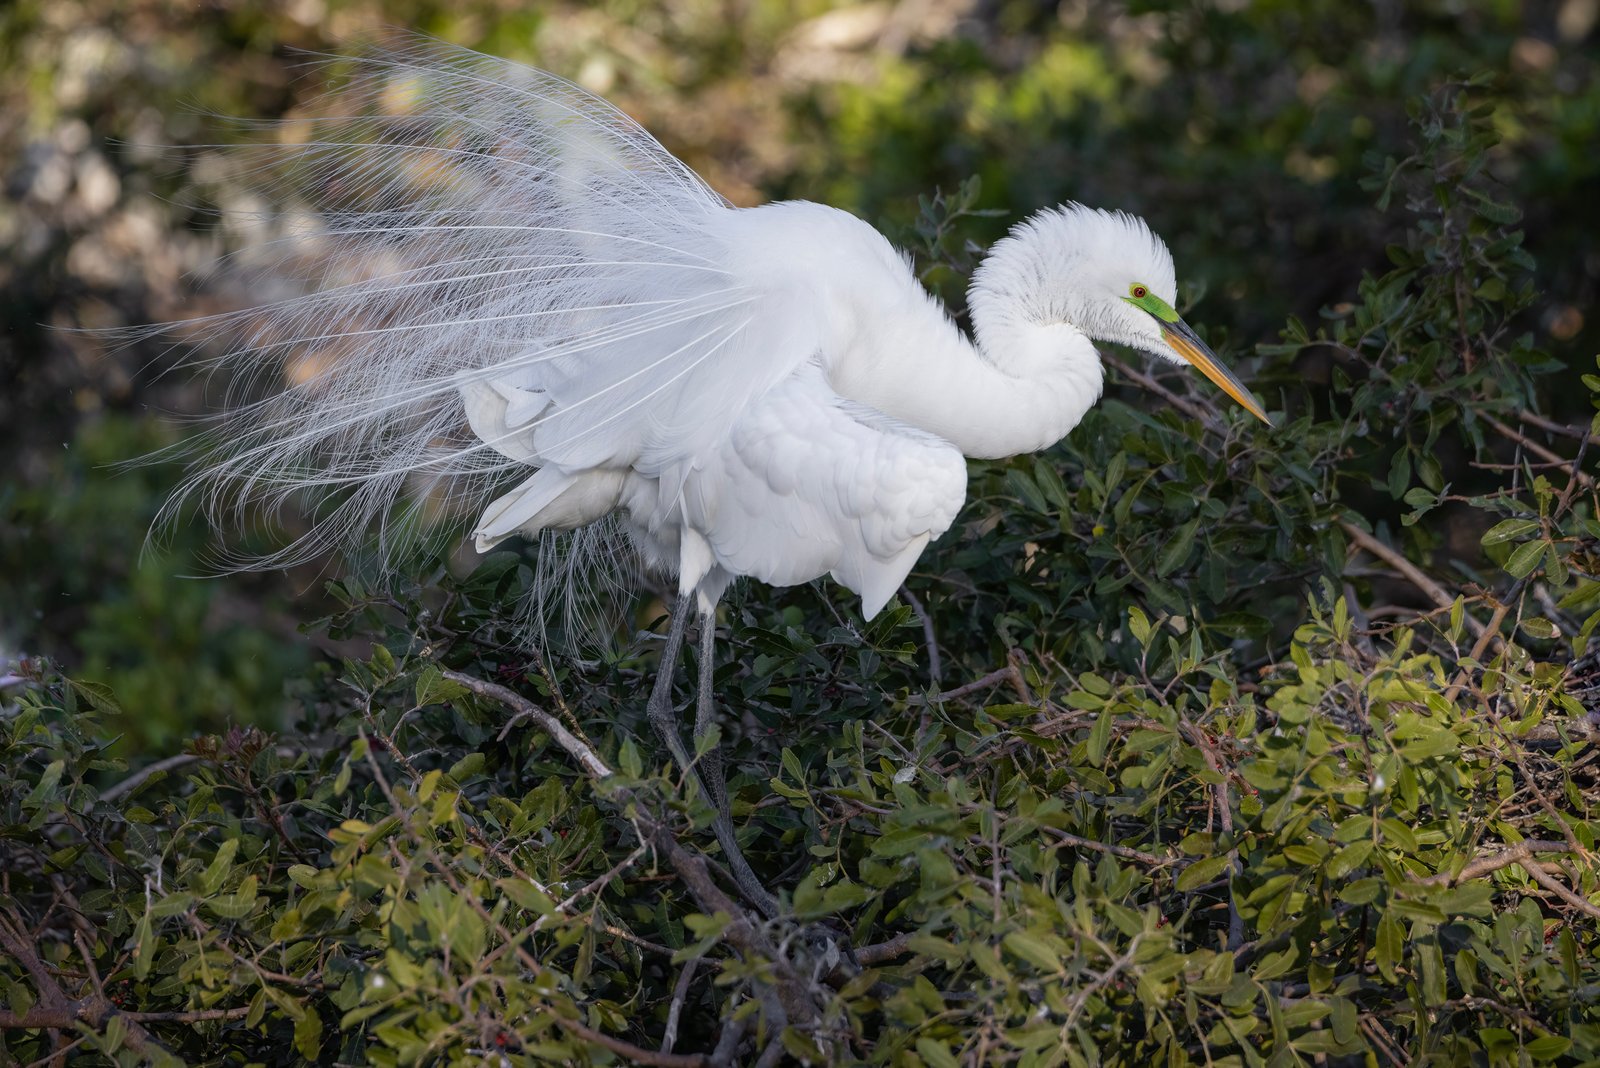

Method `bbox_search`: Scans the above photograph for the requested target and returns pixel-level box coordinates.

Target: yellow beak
[1160,319,1272,426]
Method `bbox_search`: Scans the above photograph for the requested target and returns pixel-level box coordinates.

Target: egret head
[973,203,1271,425]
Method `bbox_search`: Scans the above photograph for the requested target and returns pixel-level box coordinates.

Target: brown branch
[1105,355,1212,424]
[1521,859,1600,922]
[442,670,613,778]
[100,754,200,804]
[1515,409,1600,448]
[912,651,1032,707]
[1339,520,1489,640]
[1180,719,1245,951]
[898,584,943,690]
[0,911,169,1056]
[1415,840,1574,887]
[126,1006,254,1023]
[646,827,819,1028]
[1443,594,1515,702]
[1037,825,1172,868]
[1482,413,1595,489]
[445,670,826,1031]
[531,963,719,1064]
[0,1005,254,1028]
[854,931,914,966]
[661,956,702,1056]
[1437,995,1554,1037]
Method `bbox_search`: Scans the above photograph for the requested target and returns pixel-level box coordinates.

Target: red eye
[1132,285,1148,298]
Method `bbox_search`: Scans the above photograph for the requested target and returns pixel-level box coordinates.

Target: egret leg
[694,612,727,813]
[645,597,779,919]
[645,597,697,776]
[696,612,780,919]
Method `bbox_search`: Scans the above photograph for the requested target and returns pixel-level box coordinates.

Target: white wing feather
[149,38,968,633]
[151,39,753,567]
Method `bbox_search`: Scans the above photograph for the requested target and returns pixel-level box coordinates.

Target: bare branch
[1340,520,1487,638]
[442,669,614,778]
[100,754,201,804]
[1414,840,1574,886]
[1521,858,1600,921]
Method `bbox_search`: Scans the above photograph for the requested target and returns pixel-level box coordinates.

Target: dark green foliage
[4,86,1599,1065]
[0,416,310,752]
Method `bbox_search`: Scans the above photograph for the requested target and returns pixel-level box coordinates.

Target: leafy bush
[3,82,1599,1066]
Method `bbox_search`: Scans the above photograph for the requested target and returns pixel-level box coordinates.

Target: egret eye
[1130,284,1148,299]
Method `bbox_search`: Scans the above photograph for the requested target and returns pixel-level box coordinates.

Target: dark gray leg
[696,612,779,919]
[695,610,726,811]
[646,597,779,919]
[645,596,697,776]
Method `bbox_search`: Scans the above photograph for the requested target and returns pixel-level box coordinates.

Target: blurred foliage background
[5,1,1600,1064]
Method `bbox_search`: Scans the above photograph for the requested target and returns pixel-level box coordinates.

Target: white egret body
[161,40,1268,914]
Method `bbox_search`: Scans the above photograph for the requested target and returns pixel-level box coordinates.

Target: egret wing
[677,362,969,617]
[150,38,779,569]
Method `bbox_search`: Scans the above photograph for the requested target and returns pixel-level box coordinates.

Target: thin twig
[0,911,169,1056]
[1442,585,1518,702]
[854,931,915,966]
[1515,409,1600,447]
[1483,413,1594,489]
[444,670,827,1031]
[912,653,1031,707]
[1037,825,1172,869]
[661,956,702,1055]
[554,1014,710,1067]
[443,670,613,778]
[100,754,200,804]
[1105,355,1211,424]
[1180,719,1244,950]
[1521,859,1600,921]
[1340,520,1487,637]
[1414,840,1572,886]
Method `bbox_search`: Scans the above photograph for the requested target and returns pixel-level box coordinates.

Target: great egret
[157,39,1269,916]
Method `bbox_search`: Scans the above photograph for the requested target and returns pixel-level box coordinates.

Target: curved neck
[828,290,1103,461]
[821,215,1111,459]
[958,304,1105,459]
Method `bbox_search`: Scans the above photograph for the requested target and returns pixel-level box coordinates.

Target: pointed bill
[1160,318,1272,426]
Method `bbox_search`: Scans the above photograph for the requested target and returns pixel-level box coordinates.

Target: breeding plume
[160,39,1269,915]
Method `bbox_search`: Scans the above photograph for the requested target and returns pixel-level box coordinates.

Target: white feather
[141,37,1248,643]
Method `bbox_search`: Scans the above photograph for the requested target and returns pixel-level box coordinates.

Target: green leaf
[1002,931,1062,972]
[1005,468,1049,513]
[133,913,154,980]
[23,760,64,809]
[1127,605,1152,647]
[1178,855,1231,892]
[1086,708,1114,767]
[1157,519,1199,576]
[1519,616,1556,640]
[499,878,555,915]
[1503,539,1547,578]
[1480,518,1539,546]
[1375,911,1404,981]
[294,1006,324,1060]
[1326,840,1374,880]
[415,665,468,707]
[67,679,124,716]
[915,1038,961,1068]
[447,752,485,781]
[196,838,239,896]
[1525,1036,1572,1061]
[618,737,642,779]
[1463,186,1521,225]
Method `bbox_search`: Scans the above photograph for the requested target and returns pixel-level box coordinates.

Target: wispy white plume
[131,36,752,643]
